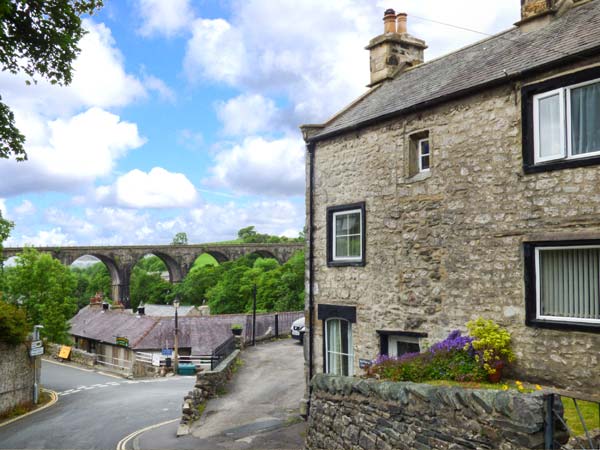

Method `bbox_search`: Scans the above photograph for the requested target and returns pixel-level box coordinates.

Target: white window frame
[535,245,600,325]
[332,209,362,262]
[418,138,430,172]
[533,77,600,164]
[324,318,353,376]
[388,335,420,357]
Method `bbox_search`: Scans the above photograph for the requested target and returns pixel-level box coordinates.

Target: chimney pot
[396,13,407,34]
[383,8,397,33]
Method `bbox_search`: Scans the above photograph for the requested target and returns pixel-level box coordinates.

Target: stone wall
[305,374,565,450]
[0,343,34,415]
[308,58,600,393]
[178,349,240,435]
[48,343,97,368]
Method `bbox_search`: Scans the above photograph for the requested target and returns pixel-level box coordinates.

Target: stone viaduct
[2,243,304,308]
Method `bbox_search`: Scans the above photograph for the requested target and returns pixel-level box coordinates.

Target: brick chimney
[516,0,583,31]
[365,9,427,87]
[89,292,103,309]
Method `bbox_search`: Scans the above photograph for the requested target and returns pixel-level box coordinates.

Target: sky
[0,0,520,247]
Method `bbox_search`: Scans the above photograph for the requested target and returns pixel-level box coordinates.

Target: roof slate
[310,0,600,140]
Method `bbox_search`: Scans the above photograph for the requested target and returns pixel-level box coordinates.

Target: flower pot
[487,361,504,383]
[232,328,242,336]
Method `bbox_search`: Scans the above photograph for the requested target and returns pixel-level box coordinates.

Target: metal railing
[96,353,133,374]
[545,391,600,449]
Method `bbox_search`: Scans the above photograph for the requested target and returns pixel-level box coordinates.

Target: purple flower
[429,330,474,354]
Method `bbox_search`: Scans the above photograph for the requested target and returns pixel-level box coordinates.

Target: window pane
[335,236,349,257]
[347,212,360,234]
[538,94,563,159]
[327,319,350,376]
[420,140,430,156]
[539,248,600,320]
[571,82,600,155]
[421,155,430,170]
[335,215,347,234]
[348,236,361,257]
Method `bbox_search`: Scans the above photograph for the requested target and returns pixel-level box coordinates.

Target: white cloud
[184,18,246,85]
[184,1,519,127]
[0,108,145,196]
[96,167,198,208]
[206,136,305,197]
[14,200,35,216]
[216,94,278,136]
[136,0,194,37]
[18,228,77,247]
[143,74,176,103]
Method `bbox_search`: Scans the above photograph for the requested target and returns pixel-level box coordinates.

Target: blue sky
[0,0,520,246]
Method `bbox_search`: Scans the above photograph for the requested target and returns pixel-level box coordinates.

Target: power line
[407,12,592,63]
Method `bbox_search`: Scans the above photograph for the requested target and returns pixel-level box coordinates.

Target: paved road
[133,338,306,449]
[0,360,195,450]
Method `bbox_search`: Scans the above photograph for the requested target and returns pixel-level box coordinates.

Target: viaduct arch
[2,243,304,308]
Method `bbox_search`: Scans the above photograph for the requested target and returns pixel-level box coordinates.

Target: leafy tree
[0,299,29,345]
[129,266,171,311]
[4,248,77,343]
[71,262,111,309]
[236,226,304,244]
[0,211,14,293]
[171,264,223,306]
[171,232,188,245]
[0,0,104,160]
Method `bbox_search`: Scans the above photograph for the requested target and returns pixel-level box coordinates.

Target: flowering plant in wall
[466,318,515,380]
[366,319,514,384]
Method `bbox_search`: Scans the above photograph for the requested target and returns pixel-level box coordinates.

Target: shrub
[231,324,243,330]
[466,318,515,375]
[0,300,30,345]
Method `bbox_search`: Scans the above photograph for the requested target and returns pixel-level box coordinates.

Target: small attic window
[408,131,431,178]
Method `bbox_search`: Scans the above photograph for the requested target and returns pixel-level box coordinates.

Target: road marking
[116,418,180,450]
[56,377,184,396]
[0,389,58,429]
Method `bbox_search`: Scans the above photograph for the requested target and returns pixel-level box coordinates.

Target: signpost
[31,325,43,404]
[161,348,172,356]
[58,345,71,359]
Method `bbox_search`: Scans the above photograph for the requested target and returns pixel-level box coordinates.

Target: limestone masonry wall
[48,343,96,367]
[179,349,240,435]
[309,59,600,393]
[305,374,565,450]
[0,343,34,415]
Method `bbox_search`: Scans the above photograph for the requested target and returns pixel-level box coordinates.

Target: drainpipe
[307,141,316,415]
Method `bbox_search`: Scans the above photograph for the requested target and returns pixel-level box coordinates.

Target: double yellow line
[115,418,180,450]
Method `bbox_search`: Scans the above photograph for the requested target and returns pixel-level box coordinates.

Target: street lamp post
[173,297,179,374]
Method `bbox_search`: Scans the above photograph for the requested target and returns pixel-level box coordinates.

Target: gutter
[306,45,600,144]
[307,141,316,416]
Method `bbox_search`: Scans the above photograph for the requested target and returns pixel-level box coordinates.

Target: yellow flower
[502,384,509,391]
[535,384,542,391]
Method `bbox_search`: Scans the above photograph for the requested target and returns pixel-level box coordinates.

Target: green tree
[171,232,188,245]
[0,299,29,345]
[236,226,304,244]
[0,211,14,293]
[0,0,103,160]
[4,248,77,343]
[71,262,111,309]
[129,267,171,310]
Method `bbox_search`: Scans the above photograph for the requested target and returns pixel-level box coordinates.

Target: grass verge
[0,390,53,423]
[562,398,599,437]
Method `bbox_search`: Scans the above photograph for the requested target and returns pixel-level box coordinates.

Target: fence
[135,336,236,371]
[243,311,303,344]
[96,353,133,375]
[544,391,600,449]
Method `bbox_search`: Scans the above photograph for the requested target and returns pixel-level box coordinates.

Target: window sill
[526,318,600,333]
[403,171,432,184]
[524,154,600,174]
[327,260,366,268]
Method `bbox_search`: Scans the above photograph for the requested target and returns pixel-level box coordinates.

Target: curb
[116,417,180,450]
[0,389,58,429]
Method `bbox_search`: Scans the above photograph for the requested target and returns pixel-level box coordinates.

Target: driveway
[132,338,306,449]
[0,359,195,450]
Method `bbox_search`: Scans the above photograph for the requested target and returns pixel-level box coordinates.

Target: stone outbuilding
[301,0,600,408]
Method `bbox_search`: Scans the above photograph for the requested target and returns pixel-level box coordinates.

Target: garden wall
[306,374,565,450]
[48,343,96,367]
[0,343,34,415]
[178,349,240,436]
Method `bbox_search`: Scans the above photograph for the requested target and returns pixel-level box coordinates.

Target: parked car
[291,317,305,344]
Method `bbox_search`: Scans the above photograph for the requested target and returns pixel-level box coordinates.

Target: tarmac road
[0,359,195,450]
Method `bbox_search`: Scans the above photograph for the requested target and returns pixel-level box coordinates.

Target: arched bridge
[2,243,304,307]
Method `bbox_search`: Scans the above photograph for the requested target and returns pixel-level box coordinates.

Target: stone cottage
[300,0,600,406]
